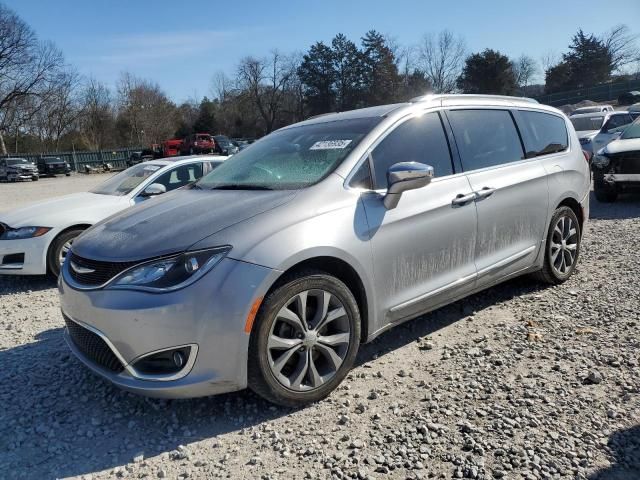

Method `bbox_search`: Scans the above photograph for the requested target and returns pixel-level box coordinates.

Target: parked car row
[1,95,592,407]
[570,110,639,153]
[0,156,71,182]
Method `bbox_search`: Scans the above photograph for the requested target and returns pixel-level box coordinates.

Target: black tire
[533,206,581,285]
[65,173,71,177]
[248,270,361,407]
[594,176,617,203]
[47,228,85,278]
[32,176,39,181]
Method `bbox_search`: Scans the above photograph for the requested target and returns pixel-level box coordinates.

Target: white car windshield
[91,163,164,196]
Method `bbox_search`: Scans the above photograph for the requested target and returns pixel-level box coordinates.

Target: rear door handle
[475,187,496,199]
[452,192,477,206]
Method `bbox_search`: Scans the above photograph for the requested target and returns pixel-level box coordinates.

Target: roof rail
[410,93,539,104]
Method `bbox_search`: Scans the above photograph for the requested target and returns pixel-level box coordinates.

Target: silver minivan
[59,95,590,406]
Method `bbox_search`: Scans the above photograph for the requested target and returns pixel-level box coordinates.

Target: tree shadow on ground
[589,425,640,480]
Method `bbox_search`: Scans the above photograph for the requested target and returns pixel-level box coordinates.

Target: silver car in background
[59,95,590,406]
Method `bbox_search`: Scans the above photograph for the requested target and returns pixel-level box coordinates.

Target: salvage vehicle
[592,117,640,202]
[59,94,590,407]
[161,139,183,157]
[0,156,225,277]
[181,133,216,155]
[618,91,640,106]
[570,111,634,153]
[0,157,39,182]
[570,105,614,115]
[37,157,71,177]
[213,135,239,155]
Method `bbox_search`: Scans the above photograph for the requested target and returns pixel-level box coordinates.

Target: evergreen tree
[297,42,336,115]
[457,49,517,95]
[331,34,365,110]
[361,30,400,106]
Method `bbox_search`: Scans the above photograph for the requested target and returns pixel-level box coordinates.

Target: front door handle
[475,187,496,200]
[452,192,477,206]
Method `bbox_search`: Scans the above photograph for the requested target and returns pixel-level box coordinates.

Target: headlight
[592,154,610,169]
[108,246,231,292]
[0,226,51,240]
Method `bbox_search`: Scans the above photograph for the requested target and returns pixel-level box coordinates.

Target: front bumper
[603,173,640,184]
[7,171,38,181]
[0,233,52,275]
[59,257,279,398]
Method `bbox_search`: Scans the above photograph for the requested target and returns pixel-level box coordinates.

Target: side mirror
[383,162,434,210]
[141,183,167,197]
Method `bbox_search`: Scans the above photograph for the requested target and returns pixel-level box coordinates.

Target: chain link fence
[536,79,640,106]
[0,147,143,172]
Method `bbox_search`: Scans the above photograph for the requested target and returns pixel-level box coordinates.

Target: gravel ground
[0,182,639,480]
[0,173,113,213]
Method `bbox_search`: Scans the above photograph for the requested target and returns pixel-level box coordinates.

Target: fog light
[132,346,192,376]
[173,351,185,368]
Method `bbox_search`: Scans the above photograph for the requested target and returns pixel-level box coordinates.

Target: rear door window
[369,112,454,189]
[518,111,568,157]
[448,109,525,171]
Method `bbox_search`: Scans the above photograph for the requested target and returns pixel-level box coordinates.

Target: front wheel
[533,206,581,284]
[248,271,361,407]
[47,228,85,278]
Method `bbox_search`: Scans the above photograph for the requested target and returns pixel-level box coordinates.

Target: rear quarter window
[447,109,525,171]
[518,111,568,157]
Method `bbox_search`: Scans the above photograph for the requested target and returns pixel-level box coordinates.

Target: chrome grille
[68,252,137,287]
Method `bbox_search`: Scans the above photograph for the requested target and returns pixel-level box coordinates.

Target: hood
[576,130,599,139]
[72,188,297,262]
[603,137,640,155]
[0,192,126,228]
[8,163,37,170]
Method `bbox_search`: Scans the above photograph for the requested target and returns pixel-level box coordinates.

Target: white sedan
[0,155,225,277]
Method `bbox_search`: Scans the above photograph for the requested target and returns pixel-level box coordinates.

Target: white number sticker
[309,140,352,150]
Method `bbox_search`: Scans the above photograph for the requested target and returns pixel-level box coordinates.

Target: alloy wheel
[267,289,351,392]
[550,215,578,275]
[58,239,74,268]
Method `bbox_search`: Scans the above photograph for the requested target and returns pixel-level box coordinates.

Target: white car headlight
[108,246,231,292]
[592,155,610,168]
[0,226,51,240]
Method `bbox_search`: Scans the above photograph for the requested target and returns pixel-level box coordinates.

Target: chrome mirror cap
[142,183,167,197]
[383,162,434,209]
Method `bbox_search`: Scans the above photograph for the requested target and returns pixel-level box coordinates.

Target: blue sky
[5,0,639,102]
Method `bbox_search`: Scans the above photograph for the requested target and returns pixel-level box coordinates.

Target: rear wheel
[32,176,39,181]
[248,271,361,407]
[47,228,85,278]
[533,206,581,284]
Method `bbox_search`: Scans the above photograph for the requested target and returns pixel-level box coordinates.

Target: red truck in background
[162,139,183,157]
[180,133,216,155]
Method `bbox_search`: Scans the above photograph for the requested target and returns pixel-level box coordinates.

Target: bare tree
[601,24,640,73]
[117,72,178,146]
[512,54,539,94]
[30,68,83,150]
[418,30,466,93]
[237,50,297,133]
[212,70,235,102]
[540,49,560,73]
[0,4,65,153]
[79,78,114,150]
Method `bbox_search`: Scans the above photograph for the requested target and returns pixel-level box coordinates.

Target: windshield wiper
[209,184,274,190]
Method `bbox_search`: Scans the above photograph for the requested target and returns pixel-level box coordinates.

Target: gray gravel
[0,181,639,480]
[0,173,112,213]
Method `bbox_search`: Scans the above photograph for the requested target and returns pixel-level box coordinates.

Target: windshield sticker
[143,165,161,171]
[309,140,352,150]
